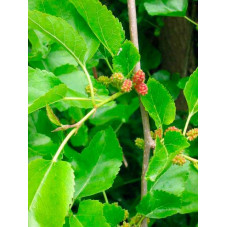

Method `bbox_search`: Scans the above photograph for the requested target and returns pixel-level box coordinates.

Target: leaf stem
[53,92,124,158]
[183,113,193,135]
[81,65,96,107]
[52,127,78,162]
[103,191,109,203]
[184,16,198,26]
[105,58,114,73]
[182,154,198,169]
[96,92,123,108]
[63,97,103,102]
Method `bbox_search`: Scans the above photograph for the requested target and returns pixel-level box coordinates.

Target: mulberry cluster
[154,128,163,139]
[186,128,198,141]
[165,126,182,135]
[97,75,111,86]
[121,79,133,92]
[132,70,148,95]
[172,155,186,166]
[135,138,144,150]
[110,73,124,88]
[85,85,97,95]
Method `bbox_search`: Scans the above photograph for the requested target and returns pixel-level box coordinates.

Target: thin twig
[92,67,98,79]
[127,1,155,226]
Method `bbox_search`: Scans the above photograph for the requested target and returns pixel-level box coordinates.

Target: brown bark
[158,3,197,111]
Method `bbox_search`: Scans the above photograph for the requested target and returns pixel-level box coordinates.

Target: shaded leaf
[69,200,110,227]
[141,78,176,128]
[184,68,198,116]
[28,159,74,227]
[89,98,139,125]
[113,40,140,77]
[103,204,125,227]
[70,0,125,56]
[144,0,188,17]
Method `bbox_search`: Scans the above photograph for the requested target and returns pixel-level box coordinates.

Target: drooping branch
[127,0,155,226]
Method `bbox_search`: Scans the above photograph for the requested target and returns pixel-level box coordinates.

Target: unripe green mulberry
[85,85,97,95]
[97,75,110,86]
[110,72,124,88]
[135,138,144,150]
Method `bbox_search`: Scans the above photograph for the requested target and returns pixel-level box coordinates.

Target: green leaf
[113,40,140,77]
[69,200,110,227]
[44,44,78,73]
[70,0,125,56]
[144,0,188,17]
[46,104,61,126]
[177,77,189,89]
[73,128,123,199]
[103,204,125,227]
[146,131,189,181]
[137,190,181,219]
[150,162,190,196]
[28,67,67,114]
[28,29,51,61]
[141,78,176,128]
[28,133,58,161]
[28,159,75,227]
[28,0,99,61]
[184,68,198,116]
[89,98,139,125]
[152,70,180,100]
[28,10,87,64]
[180,163,198,213]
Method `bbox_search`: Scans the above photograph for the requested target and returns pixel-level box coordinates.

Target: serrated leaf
[146,131,189,181]
[73,127,123,199]
[151,162,190,196]
[113,40,140,77]
[28,67,67,114]
[28,159,75,227]
[103,204,125,227]
[69,200,110,227]
[28,10,87,64]
[28,0,99,61]
[184,68,198,116]
[137,190,181,219]
[46,104,61,126]
[141,78,176,128]
[70,0,125,56]
[144,0,188,17]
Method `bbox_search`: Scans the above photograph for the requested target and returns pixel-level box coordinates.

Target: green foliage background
[28,0,198,226]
